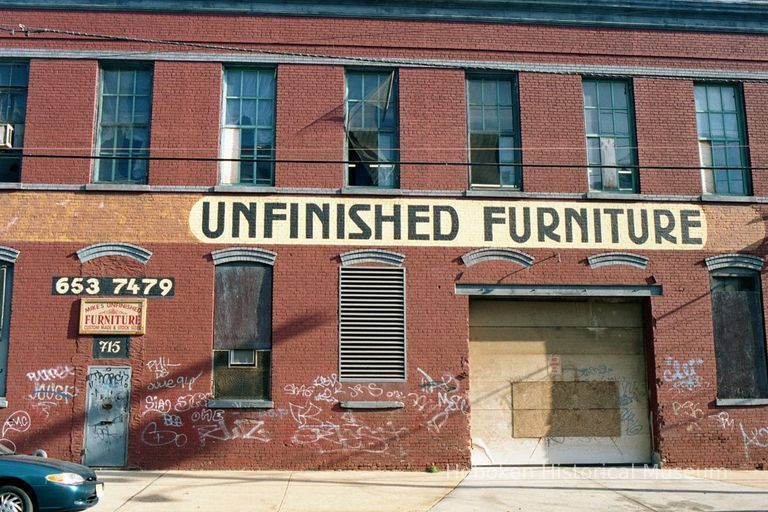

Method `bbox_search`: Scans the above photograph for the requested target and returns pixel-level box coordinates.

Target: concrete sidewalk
[90,469,466,512]
[89,467,768,512]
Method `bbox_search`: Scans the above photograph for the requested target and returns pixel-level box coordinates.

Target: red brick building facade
[0,0,767,470]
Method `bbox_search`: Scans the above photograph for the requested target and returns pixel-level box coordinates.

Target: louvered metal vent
[339,266,406,381]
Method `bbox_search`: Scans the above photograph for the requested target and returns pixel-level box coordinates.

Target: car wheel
[0,486,33,512]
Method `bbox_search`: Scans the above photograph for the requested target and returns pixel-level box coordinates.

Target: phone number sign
[52,277,174,297]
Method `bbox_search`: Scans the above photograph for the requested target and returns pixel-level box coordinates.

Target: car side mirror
[32,449,48,458]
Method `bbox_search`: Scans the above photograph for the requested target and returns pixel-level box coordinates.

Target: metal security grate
[339,266,406,381]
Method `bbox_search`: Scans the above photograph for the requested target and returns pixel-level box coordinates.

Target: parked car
[0,444,102,512]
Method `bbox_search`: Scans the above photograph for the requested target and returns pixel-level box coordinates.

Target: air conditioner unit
[0,124,13,149]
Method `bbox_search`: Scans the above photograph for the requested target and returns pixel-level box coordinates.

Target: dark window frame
[344,68,400,189]
[695,82,752,196]
[0,60,29,183]
[93,62,154,185]
[582,77,640,193]
[0,263,13,398]
[220,66,277,186]
[466,72,522,190]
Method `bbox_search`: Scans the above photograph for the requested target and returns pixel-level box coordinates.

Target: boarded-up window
[214,263,272,350]
[711,274,768,399]
[0,264,12,397]
[213,263,272,400]
[339,266,405,381]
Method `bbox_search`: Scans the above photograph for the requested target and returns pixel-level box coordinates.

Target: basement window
[339,266,406,381]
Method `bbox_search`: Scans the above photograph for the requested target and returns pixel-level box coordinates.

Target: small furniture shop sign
[79,299,147,335]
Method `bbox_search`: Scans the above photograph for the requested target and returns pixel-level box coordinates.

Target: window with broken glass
[583,79,638,193]
[695,83,750,196]
[220,68,276,186]
[345,70,399,188]
[467,76,521,188]
[95,65,153,184]
[0,62,28,183]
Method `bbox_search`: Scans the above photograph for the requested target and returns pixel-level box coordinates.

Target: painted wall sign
[53,277,174,297]
[79,299,147,335]
[92,336,130,359]
[189,197,708,250]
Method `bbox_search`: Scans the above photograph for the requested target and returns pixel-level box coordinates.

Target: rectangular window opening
[0,264,13,398]
[339,266,406,382]
[695,83,750,196]
[220,68,276,186]
[345,70,399,188]
[582,79,638,193]
[710,272,768,400]
[467,76,521,189]
[94,65,153,184]
[212,263,272,400]
[0,61,29,183]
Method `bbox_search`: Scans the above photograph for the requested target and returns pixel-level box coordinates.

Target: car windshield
[0,444,14,455]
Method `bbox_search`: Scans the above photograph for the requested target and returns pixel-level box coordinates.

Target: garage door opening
[469,298,652,465]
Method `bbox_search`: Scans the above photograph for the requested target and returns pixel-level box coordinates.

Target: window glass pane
[483,107,498,131]
[712,144,727,167]
[118,70,135,94]
[347,72,363,101]
[618,171,634,190]
[225,70,240,97]
[599,111,614,134]
[101,96,117,124]
[499,107,514,131]
[0,66,10,87]
[583,81,597,108]
[469,106,483,130]
[696,113,710,137]
[726,142,743,167]
[614,111,629,135]
[135,70,152,96]
[257,100,273,127]
[258,71,275,98]
[117,96,133,123]
[134,97,151,124]
[498,80,513,106]
[103,70,118,95]
[225,99,240,125]
[242,70,258,98]
[499,135,515,164]
[240,99,257,124]
[710,113,724,138]
[724,113,739,139]
[722,86,737,112]
[612,82,628,109]
[694,86,707,112]
[597,82,612,107]
[482,80,497,106]
[707,86,722,112]
[586,137,601,164]
[468,79,482,105]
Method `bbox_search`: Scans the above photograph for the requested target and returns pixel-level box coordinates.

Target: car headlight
[46,473,85,485]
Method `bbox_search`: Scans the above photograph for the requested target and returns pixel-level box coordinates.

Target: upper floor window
[95,65,152,184]
[583,79,638,193]
[467,76,520,189]
[220,68,276,186]
[345,70,399,188]
[0,62,28,183]
[695,83,750,196]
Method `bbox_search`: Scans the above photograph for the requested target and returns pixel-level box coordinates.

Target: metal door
[84,366,131,467]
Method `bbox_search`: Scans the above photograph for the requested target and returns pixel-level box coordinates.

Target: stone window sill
[716,398,768,407]
[206,399,274,409]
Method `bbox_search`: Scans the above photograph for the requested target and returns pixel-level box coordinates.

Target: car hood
[2,455,95,478]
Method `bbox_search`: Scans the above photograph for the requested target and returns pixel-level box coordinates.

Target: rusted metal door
[84,366,131,467]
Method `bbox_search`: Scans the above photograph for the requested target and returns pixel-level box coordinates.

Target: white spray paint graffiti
[146,357,180,379]
[196,418,270,446]
[26,365,78,406]
[739,422,768,461]
[711,411,735,431]
[662,358,705,391]
[2,411,31,437]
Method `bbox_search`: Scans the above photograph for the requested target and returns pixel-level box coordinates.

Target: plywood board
[513,409,621,438]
